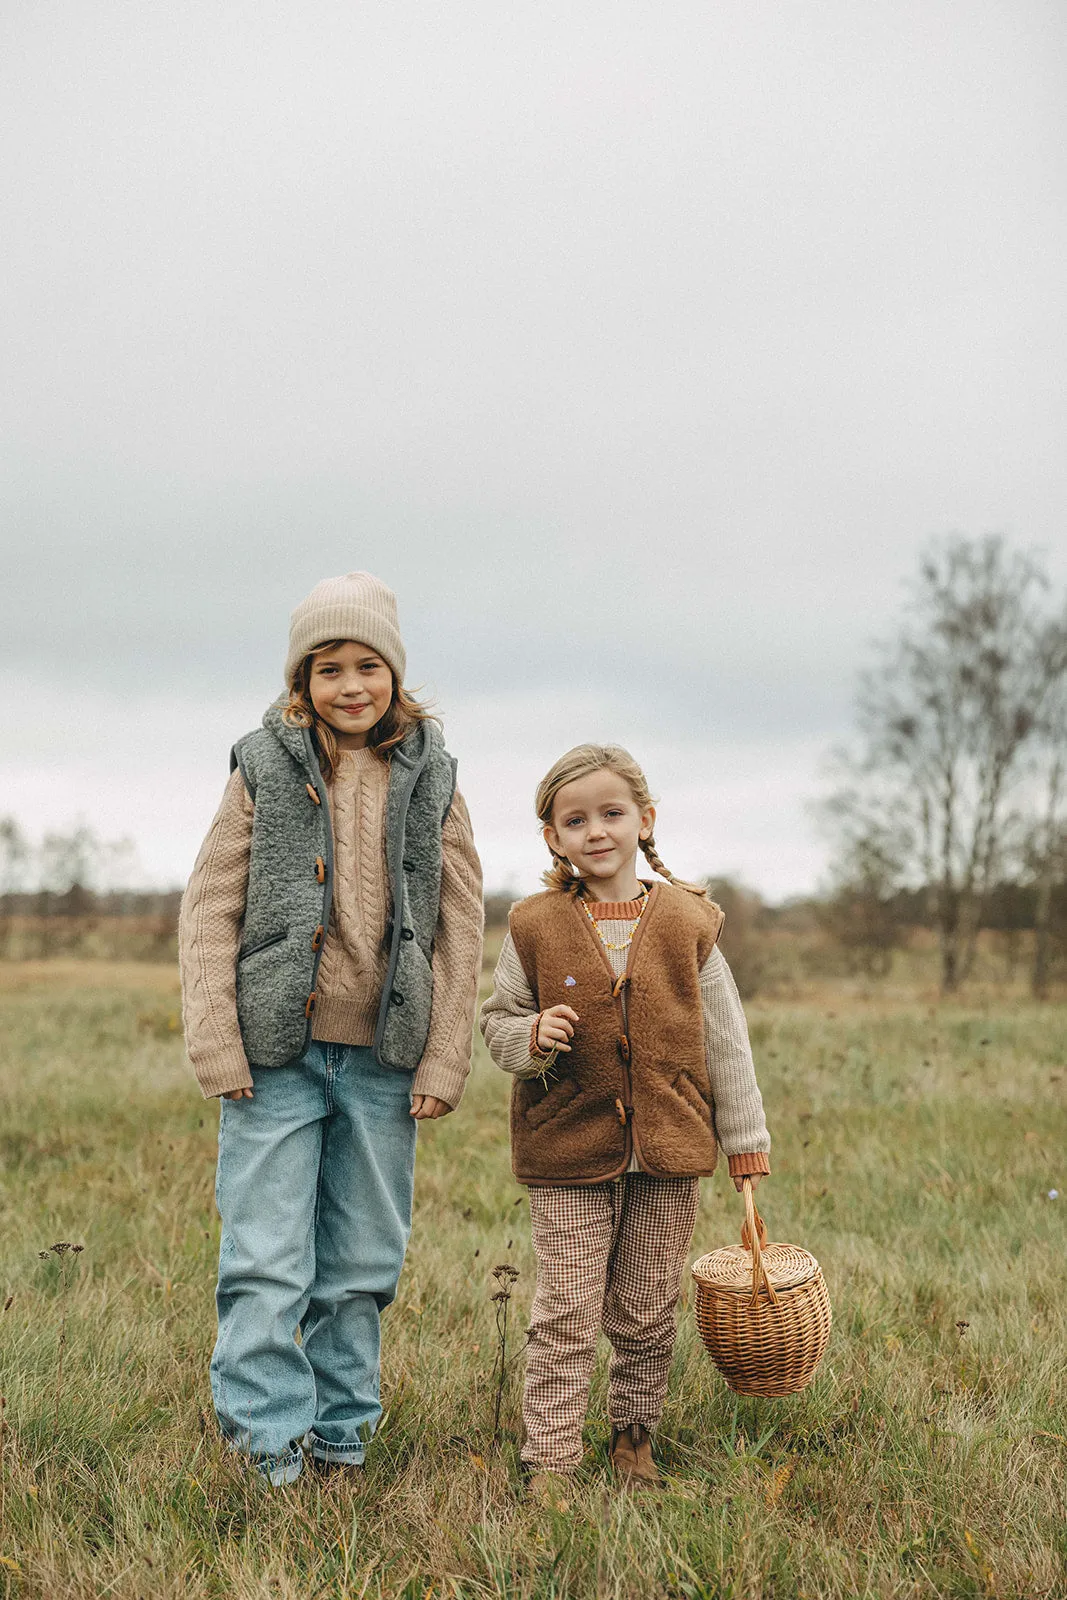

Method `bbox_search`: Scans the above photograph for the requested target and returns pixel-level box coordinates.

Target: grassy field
[0,961,1065,1600]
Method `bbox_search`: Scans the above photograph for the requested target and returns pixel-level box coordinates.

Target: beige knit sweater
[179,746,484,1107]
[480,893,770,1177]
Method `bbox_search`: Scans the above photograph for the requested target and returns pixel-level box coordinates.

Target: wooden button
[306,783,321,805]
[305,992,317,1017]
[314,856,325,883]
[311,925,324,951]
[615,1097,627,1126]
[617,1035,631,1063]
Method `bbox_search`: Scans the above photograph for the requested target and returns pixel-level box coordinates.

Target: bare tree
[39,824,104,913]
[0,818,30,894]
[0,817,31,954]
[37,825,139,907]
[1028,616,1067,996]
[704,876,766,997]
[815,808,909,977]
[829,535,1061,993]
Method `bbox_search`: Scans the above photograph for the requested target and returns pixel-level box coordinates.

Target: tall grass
[0,961,1064,1598]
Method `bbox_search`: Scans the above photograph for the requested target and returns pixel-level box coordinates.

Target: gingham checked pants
[521,1174,699,1470]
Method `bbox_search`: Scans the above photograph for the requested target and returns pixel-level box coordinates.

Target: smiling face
[544,767,655,901]
[306,640,394,749]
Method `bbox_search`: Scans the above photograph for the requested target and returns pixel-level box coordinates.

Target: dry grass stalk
[489,1263,519,1444]
[36,1243,84,1436]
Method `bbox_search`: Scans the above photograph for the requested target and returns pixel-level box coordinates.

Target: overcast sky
[2,0,1065,897]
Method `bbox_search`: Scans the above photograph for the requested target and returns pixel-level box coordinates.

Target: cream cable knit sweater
[480,901,770,1175]
[179,746,483,1106]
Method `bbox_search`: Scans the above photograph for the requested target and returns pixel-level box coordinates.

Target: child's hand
[222,1087,254,1101]
[732,1173,763,1193]
[411,1094,452,1120]
[537,1005,579,1054]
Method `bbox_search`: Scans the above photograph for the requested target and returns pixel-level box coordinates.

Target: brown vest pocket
[525,1076,579,1129]
[668,1071,711,1119]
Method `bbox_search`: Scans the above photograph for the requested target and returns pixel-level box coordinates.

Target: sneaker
[307,1434,366,1473]
[609,1424,660,1490]
[254,1445,304,1488]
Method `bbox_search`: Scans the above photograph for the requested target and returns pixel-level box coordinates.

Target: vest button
[400,928,414,941]
[305,782,321,806]
[314,856,326,884]
[390,990,405,1006]
[311,925,324,952]
[305,992,317,1017]
[617,1035,631,1063]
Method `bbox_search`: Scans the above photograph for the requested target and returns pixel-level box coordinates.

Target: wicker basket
[690,1178,831,1397]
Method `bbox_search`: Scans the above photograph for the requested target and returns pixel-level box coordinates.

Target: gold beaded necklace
[581,884,649,951]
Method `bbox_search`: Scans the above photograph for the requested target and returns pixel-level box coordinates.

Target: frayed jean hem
[253,1445,305,1487]
[308,1432,366,1467]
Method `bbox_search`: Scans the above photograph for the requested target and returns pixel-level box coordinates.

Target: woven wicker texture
[691,1179,832,1397]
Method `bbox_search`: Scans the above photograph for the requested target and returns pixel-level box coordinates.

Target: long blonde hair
[282,639,437,780]
[534,743,706,897]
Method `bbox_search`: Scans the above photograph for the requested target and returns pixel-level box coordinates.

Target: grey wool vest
[230,701,457,1073]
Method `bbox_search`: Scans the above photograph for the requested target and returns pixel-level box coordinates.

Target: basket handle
[741,1176,778,1306]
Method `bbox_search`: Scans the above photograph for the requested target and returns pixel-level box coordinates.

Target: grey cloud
[1,0,1064,893]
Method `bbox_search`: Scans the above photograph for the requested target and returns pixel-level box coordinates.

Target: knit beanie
[284,572,407,686]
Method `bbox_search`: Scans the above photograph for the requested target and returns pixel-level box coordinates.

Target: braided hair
[534,743,706,897]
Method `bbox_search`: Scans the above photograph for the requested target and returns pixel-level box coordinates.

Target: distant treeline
[2,869,1064,998]
[8,881,1062,930]
[3,888,183,918]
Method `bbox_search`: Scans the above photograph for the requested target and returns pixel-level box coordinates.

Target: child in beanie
[179,572,483,1486]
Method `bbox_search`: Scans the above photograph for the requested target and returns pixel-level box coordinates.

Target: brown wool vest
[508,883,726,1185]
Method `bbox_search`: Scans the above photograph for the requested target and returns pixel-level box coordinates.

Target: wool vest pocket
[668,1071,712,1119]
[237,929,311,1069]
[524,1076,579,1130]
[238,929,289,961]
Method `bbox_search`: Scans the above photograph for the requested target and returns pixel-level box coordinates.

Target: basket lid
[691,1241,821,1295]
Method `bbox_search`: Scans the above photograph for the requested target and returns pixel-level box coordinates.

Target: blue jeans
[211,1041,416,1483]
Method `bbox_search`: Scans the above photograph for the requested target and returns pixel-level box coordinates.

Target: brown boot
[609,1423,660,1490]
[524,1470,572,1511]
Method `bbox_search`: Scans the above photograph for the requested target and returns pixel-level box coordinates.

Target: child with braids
[480,744,770,1499]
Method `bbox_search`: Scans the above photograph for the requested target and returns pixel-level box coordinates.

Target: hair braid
[639,835,707,897]
[542,848,584,895]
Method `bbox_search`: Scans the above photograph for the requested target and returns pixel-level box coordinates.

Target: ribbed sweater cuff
[727,1151,771,1177]
[528,1014,558,1063]
[412,1049,470,1111]
[193,1044,254,1099]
